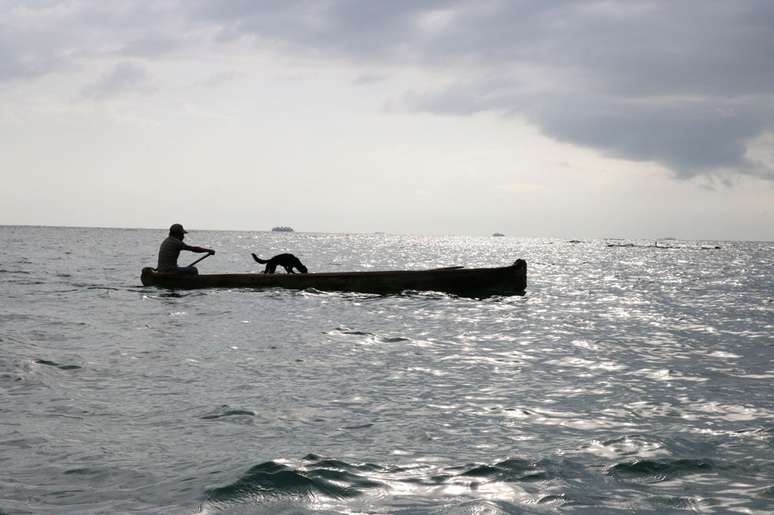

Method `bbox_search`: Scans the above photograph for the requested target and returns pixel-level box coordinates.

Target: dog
[252,253,308,274]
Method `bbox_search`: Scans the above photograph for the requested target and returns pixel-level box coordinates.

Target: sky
[1,0,773,241]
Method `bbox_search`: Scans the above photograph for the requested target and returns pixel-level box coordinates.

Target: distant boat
[140,260,528,298]
[568,240,582,244]
[492,232,505,237]
[272,226,294,232]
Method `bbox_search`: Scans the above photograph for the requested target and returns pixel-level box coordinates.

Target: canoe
[141,259,527,297]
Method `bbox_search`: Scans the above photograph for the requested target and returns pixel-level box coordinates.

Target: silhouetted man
[157,223,215,274]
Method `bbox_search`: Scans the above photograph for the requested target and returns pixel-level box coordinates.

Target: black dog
[252,253,308,274]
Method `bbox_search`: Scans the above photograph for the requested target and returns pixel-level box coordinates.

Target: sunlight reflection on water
[1,228,773,513]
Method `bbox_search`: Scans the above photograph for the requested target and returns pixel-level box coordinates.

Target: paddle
[187,252,213,268]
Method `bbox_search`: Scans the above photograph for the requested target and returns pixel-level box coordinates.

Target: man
[157,223,215,274]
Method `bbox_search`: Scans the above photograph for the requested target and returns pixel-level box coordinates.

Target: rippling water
[1,226,773,514]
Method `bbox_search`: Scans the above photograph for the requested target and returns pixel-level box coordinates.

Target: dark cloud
[405,84,774,179]
[182,0,774,179]
[530,97,772,177]
[188,0,446,59]
[2,0,774,178]
[0,1,187,81]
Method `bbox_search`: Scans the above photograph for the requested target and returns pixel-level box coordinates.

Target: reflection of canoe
[141,260,527,297]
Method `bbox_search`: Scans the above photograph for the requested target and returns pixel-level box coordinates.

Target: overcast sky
[1,1,773,240]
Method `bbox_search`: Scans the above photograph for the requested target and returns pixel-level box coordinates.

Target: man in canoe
[157,223,215,274]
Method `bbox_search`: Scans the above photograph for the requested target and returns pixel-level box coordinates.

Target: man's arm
[181,243,215,255]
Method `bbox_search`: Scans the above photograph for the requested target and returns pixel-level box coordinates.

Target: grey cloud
[531,97,773,177]
[189,0,450,59]
[353,72,388,85]
[195,70,243,88]
[0,20,73,81]
[81,61,150,99]
[406,84,774,179]
[181,0,774,179]
[118,33,181,58]
[0,46,35,81]
[0,1,187,82]
[3,0,774,178]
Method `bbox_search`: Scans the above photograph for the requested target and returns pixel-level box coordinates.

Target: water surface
[1,226,773,513]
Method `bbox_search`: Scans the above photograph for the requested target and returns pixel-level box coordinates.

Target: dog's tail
[251,253,269,264]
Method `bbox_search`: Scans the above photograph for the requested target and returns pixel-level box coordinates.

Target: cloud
[3,0,774,179]
[180,0,774,179]
[353,72,388,85]
[0,1,188,82]
[194,70,244,88]
[81,61,151,99]
[405,85,774,179]
[0,14,73,81]
[117,33,181,58]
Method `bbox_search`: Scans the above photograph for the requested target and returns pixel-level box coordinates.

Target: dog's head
[298,263,308,274]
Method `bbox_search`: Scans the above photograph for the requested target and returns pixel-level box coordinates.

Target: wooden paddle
[187,252,213,268]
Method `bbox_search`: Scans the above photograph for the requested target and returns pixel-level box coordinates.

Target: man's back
[157,236,184,272]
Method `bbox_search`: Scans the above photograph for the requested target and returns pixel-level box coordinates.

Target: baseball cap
[169,223,188,234]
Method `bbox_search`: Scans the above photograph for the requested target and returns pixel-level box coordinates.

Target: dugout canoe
[140,259,526,297]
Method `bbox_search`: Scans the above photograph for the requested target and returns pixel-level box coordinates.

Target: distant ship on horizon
[272,226,294,232]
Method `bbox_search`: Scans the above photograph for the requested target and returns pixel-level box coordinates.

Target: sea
[1,225,772,514]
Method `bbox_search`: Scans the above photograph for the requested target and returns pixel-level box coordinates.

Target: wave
[456,458,552,482]
[325,326,411,344]
[199,452,755,513]
[201,455,564,512]
[204,459,373,507]
[201,405,256,421]
[607,458,714,482]
[34,359,82,371]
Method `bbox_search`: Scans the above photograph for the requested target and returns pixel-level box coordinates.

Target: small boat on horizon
[272,226,294,232]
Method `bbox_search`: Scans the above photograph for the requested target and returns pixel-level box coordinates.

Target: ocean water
[1,226,773,514]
